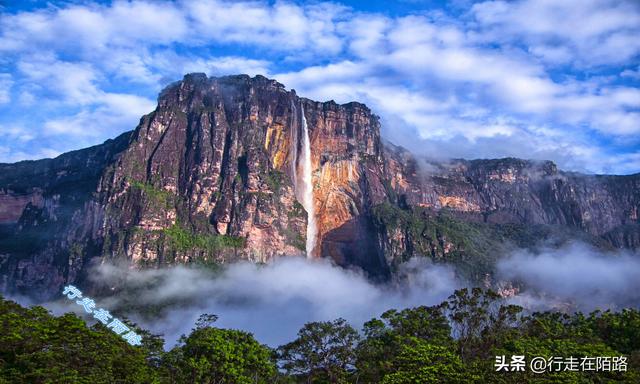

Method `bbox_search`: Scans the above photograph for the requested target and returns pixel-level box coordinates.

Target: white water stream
[291,102,318,258]
[299,105,317,257]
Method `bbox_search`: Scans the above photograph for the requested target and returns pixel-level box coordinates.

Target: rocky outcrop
[302,98,388,274]
[92,74,390,278]
[379,145,639,279]
[95,74,307,266]
[0,191,43,224]
[0,132,131,300]
[0,73,638,299]
[384,144,639,238]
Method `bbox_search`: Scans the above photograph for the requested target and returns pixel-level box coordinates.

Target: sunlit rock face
[0,73,638,299]
[95,74,306,266]
[91,74,391,276]
[300,97,388,273]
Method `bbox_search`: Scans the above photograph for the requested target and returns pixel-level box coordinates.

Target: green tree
[356,305,453,383]
[277,318,359,383]
[3,291,640,384]
[166,325,276,384]
[0,297,158,383]
[478,310,640,383]
[445,288,522,362]
[586,309,640,354]
[381,337,476,384]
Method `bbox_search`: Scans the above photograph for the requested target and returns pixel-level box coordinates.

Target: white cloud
[621,66,640,80]
[105,48,161,85]
[81,257,460,346]
[0,124,34,142]
[343,14,390,57]
[0,1,186,55]
[470,0,640,66]
[0,0,637,173]
[106,1,189,46]
[498,243,640,311]
[162,54,272,79]
[275,6,639,172]
[17,91,35,106]
[44,93,154,138]
[0,145,61,163]
[0,73,11,103]
[17,54,101,105]
[183,0,347,55]
[34,247,640,347]
[598,151,640,175]
[11,53,155,142]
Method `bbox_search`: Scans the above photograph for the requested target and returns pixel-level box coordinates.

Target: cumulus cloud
[43,94,154,139]
[470,0,640,66]
[274,7,640,172]
[0,0,638,174]
[0,123,34,142]
[621,66,640,80]
[183,0,347,54]
[154,53,273,81]
[6,53,155,154]
[0,145,60,163]
[0,0,346,57]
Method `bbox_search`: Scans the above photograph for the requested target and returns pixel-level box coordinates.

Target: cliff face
[1,74,638,299]
[93,74,389,276]
[0,133,131,299]
[385,144,639,237]
[379,144,639,279]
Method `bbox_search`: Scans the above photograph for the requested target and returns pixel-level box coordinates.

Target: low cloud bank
[34,242,640,347]
[497,243,640,312]
[83,257,460,347]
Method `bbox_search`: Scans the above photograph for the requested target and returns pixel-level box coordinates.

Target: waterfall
[291,101,317,258]
[290,101,298,191]
[300,105,317,257]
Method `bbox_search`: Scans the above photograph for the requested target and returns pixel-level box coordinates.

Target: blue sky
[0,0,638,174]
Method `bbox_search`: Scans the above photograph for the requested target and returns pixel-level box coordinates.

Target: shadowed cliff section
[0,132,132,299]
[0,73,638,299]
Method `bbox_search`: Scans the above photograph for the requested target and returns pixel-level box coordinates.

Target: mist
[32,242,640,348]
[497,243,640,312]
[78,257,461,347]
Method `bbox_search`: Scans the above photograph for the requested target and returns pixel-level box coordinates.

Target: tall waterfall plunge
[300,106,318,257]
[291,102,318,258]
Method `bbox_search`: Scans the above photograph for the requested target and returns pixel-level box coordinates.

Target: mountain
[1,73,638,300]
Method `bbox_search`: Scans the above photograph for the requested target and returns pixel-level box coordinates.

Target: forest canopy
[1,288,638,383]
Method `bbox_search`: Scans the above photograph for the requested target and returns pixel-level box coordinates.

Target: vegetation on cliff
[371,202,615,283]
[161,223,245,253]
[131,180,175,208]
[1,288,638,383]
